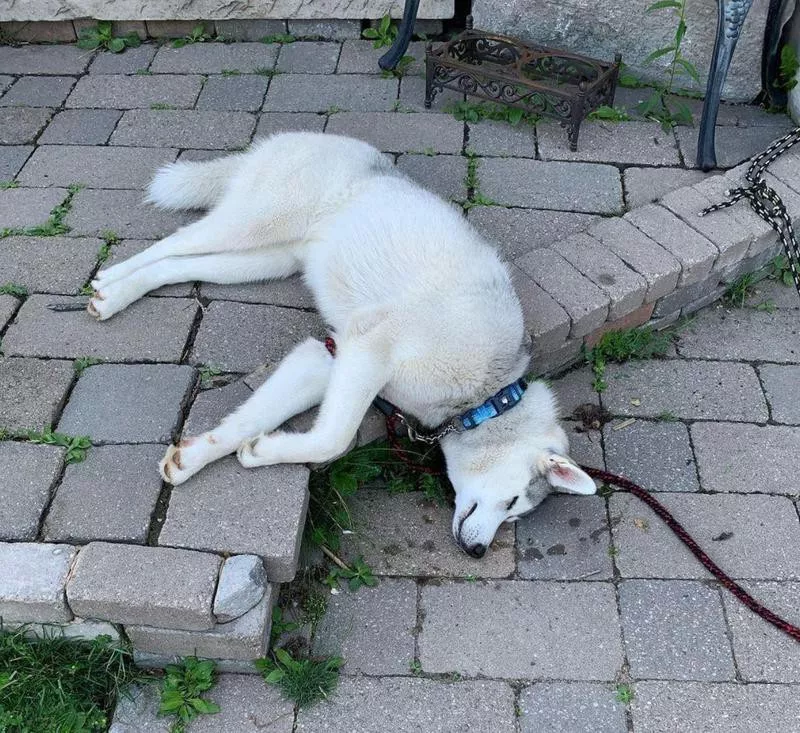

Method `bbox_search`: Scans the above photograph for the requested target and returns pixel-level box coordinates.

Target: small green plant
[135,68,153,75]
[460,153,497,211]
[261,33,296,44]
[586,326,674,392]
[256,648,343,708]
[2,183,83,239]
[587,105,632,122]
[463,574,478,582]
[723,272,758,308]
[770,254,795,287]
[0,282,27,297]
[656,410,678,422]
[446,100,538,127]
[381,55,415,79]
[220,68,241,76]
[254,66,281,77]
[150,102,176,110]
[325,105,344,115]
[0,180,19,189]
[198,364,222,387]
[269,606,300,645]
[607,545,620,558]
[74,356,103,375]
[615,683,634,704]
[77,20,141,53]
[777,45,799,92]
[324,556,378,591]
[26,427,92,464]
[409,660,423,676]
[362,14,398,49]
[172,24,212,48]
[158,657,220,733]
[421,147,436,156]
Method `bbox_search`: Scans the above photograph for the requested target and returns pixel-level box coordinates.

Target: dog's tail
[146,155,239,210]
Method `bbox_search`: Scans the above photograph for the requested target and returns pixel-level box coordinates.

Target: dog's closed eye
[505,496,519,511]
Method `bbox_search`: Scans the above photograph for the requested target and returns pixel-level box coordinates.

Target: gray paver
[395,154,467,201]
[0,107,52,144]
[288,18,361,40]
[759,364,800,424]
[196,75,269,111]
[677,123,795,169]
[190,300,325,372]
[0,186,66,229]
[108,684,171,733]
[691,422,800,493]
[722,580,800,682]
[201,274,316,308]
[67,542,221,630]
[312,579,417,675]
[419,580,622,678]
[0,236,100,294]
[398,75,462,112]
[43,445,165,543]
[213,555,268,622]
[341,489,515,578]
[159,459,310,582]
[182,380,253,436]
[0,542,76,622]
[0,294,18,330]
[632,681,800,733]
[0,357,74,432]
[150,43,279,74]
[466,120,537,157]
[620,579,735,680]
[254,112,327,137]
[67,74,202,109]
[18,145,177,190]
[624,166,710,209]
[609,492,800,579]
[295,677,516,733]
[512,268,571,352]
[38,109,123,145]
[519,683,627,733]
[0,145,32,179]
[326,111,463,153]
[111,110,255,149]
[0,76,75,108]
[58,364,195,443]
[277,41,341,73]
[216,18,288,41]
[0,45,90,74]
[0,443,63,541]
[88,44,158,74]
[479,158,624,213]
[550,365,600,415]
[601,360,767,421]
[263,74,398,112]
[746,277,800,310]
[0,75,13,95]
[3,295,197,362]
[517,495,613,580]
[604,421,699,492]
[538,120,681,165]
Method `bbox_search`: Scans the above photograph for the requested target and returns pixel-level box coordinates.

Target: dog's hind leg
[160,338,333,485]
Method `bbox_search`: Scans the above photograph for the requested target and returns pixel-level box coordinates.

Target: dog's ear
[538,452,596,495]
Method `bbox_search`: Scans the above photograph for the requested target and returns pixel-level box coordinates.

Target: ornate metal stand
[425,17,621,151]
[379,0,420,70]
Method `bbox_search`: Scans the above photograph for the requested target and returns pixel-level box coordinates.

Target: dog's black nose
[467,543,486,558]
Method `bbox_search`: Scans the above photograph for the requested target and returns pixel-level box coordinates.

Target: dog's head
[440,380,595,557]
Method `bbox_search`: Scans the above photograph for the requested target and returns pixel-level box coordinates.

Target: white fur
[90,132,595,556]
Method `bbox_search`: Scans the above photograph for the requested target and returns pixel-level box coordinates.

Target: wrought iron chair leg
[697,0,754,170]
[379,0,421,70]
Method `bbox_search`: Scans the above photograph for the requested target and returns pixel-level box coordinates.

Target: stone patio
[1,37,799,732]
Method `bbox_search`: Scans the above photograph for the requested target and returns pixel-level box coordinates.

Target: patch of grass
[74,356,103,375]
[256,649,343,708]
[158,657,220,733]
[615,683,634,704]
[777,45,799,92]
[459,152,497,211]
[220,68,241,76]
[655,410,679,422]
[300,590,329,634]
[362,14,397,49]
[0,626,145,732]
[171,24,213,48]
[723,272,758,308]
[0,180,19,189]
[254,66,281,77]
[409,660,423,676]
[587,105,632,122]
[446,100,538,128]
[77,20,141,53]
[261,33,296,44]
[135,68,153,75]
[0,283,27,297]
[769,254,795,288]
[325,105,345,115]
[585,326,674,392]
[607,545,620,558]
[324,556,378,591]
[150,102,176,110]
[25,427,92,464]
[2,184,83,240]
[381,54,415,79]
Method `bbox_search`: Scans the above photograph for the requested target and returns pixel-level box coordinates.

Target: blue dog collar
[452,379,528,432]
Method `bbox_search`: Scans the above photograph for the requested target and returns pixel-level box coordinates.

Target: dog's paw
[159,438,208,484]
[86,289,114,320]
[236,433,280,468]
[86,280,138,320]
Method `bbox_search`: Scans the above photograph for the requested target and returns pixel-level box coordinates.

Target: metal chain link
[699,126,800,297]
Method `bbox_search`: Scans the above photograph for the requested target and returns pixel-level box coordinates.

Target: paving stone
[465,120,537,157]
[67,74,202,109]
[515,248,610,338]
[632,681,800,733]
[216,18,288,41]
[43,445,165,543]
[196,75,269,111]
[691,422,800,494]
[108,683,171,733]
[190,300,325,372]
[0,186,66,229]
[604,421,698,493]
[609,492,800,580]
[759,364,800,424]
[182,379,252,436]
[0,294,18,330]
[0,107,52,144]
[38,109,123,145]
[620,579,735,680]
[0,236,99,294]
[479,158,623,214]
[263,74,398,112]
[419,580,622,678]
[67,542,221,630]
[296,677,515,732]
[213,555,267,622]
[0,357,74,432]
[276,41,340,73]
[159,459,309,582]
[254,111,327,137]
[201,274,316,308]
[721,580,800,682]
[3,295,197,362]
[326,111,463,153]
[518,682,627,733]
[395,154,467,200]
[0,145,32,179]
[512,268,571,352]
[745,277,800,310]
[471,208,598,261]
[0,542,76,622]
[88,43,158,74]
[150,43,279,74]
[111,110,255,149]
[66,189,198,238]
[312,578,417,675]
[58,364,195,444]
[0,76,75,108]
[601,360,767,422]
[624,167,710,209]
[517,495,613,580]
[549,365,599,414]
[0,443,63,541]
[337,40,425,75]
[552,233,647,319]
[397,75,463,112]
[340,489,515,578]
[103,239,192,296]
[677,122,796,169]
[0,75,12,95]
[625,204,718,286]
[288,19,361,40]
[588,217,682,302]
[0,45,90,74]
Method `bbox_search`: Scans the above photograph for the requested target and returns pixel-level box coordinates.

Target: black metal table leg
[697,0,754,170]
[379,0,421,70]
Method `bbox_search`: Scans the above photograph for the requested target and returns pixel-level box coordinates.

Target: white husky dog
[88,132,595,557]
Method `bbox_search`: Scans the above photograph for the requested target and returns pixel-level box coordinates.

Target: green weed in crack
[460,152,497,212]
[77,20,141,53]
[0,180,19,190]
[260,33,296,44]
[587,105,632,122]
[158,657,220,733]
[171,24,214,48]
[74,356,104,375]
[0,283,27,297]
[446,100,538,128]
[25,427,92,464]
[1,184,83,240]
[362,14,397,49]
[256,649,343,709]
